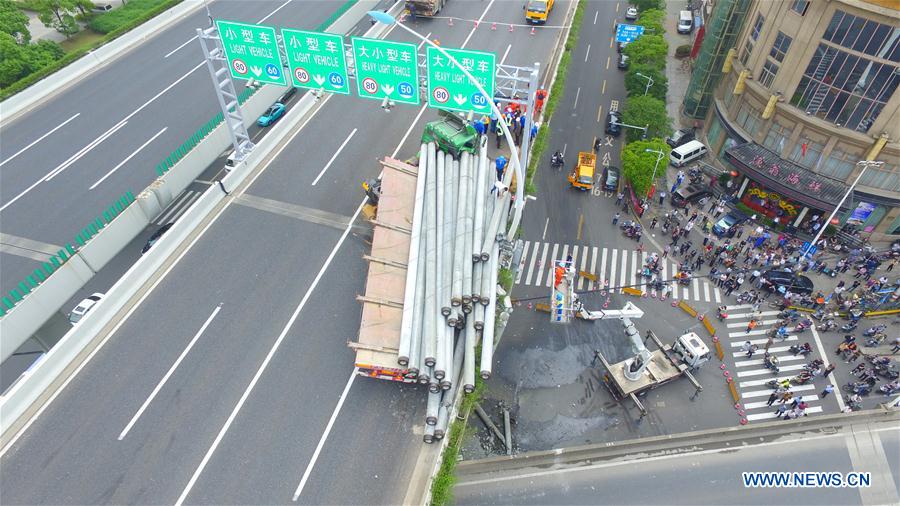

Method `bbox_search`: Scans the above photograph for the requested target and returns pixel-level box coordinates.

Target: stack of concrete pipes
[396,141,510,443]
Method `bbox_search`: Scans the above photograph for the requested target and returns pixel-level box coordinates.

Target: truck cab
[567,152,596,191]
[525,0,553,24]
[673,332,710,368]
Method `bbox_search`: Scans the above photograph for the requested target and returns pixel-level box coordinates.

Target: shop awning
[725,142,848,212]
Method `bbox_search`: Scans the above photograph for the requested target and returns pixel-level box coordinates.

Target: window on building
[740,41,754,66]
[735,103,761,133]
[788,140,824,169]
[750,13,764,41]
[790,0,809,16]
[707,116,724,154]
[790,43,899,132]
[822,10,900,59]
[763,122,791,153]
[819,149,857,180]
[759,60,779,88]
[770,32,792,63]
[858,163,899,191]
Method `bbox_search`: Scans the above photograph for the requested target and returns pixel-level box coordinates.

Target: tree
[625,64,668,101]
[636,8,665,35]
[633,0,663,12]
[623,34,668,70]
[0,0,31,43]
[621,138,670,197]
[36,0,81,38]
[622,94,671,143]
[0,32,64,87]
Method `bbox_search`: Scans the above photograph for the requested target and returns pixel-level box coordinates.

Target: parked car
[712,210,749,237]
[616,41,629,53]
[670,184,712,207]
[761,270,815,296]
[604,166,620,192]
[279,87,297,103]
[68,293,104,325]
[142,223,173,255]
[625,6,638,20]
[617,53,630,70]
[666,128,695,148]
[257,102,286,127]
[91,3,113,13]
[605,111,622,136]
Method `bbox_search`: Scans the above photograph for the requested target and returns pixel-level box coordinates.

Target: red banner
[690,25,705,59]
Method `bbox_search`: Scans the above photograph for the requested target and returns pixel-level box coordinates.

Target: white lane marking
[584,44,591,63]
[291,370,357,500]
[175,194,370,506]
[118,305,221,440]
[157,191,201,225]
[692,277,699,301]
[515,241,530,284]
[45,120,129,181]
[578,246,588,290]
[164,35,198,58]
[714,287,722,303]
[546,243,559,287]
[743,395,820,410]
[391,102,428,159]
[742,385,815,398]
[726,319,780,328]
[0,113,80,168]
[740,375,807,388]
[726,303,754,310]
[670,261,678,295]
[810,325,844,412]
[730,336,798,347]
[594,10,598,24]
[542,217,549,239]
[588,246,599,291]
[311,128,358,186]
[2,120,126,211]
[527,242,545,285]
[607,248,616,288]
[154,191,194,224]
[727,310,780,319]
[734,354,804,368]
[560,244,569,269]
[618,250,626,292]
[703,282,710,302]
[90,127,167,189]
[573,87,581,109]
[461,0,496,48]
[732,345,795,357]
[562,143,567,156]
[660,257,667,291]
[736,363,807,378]
[747,406,822,421]
[629,250,636,289]
[500,43,512,65]
[257,0,296,23]
[728,329,775,338]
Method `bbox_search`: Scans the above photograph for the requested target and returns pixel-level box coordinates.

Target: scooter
[863,324,887,337]
[793,318,812,333]
[879,382,900,395]
[841,320,859,332]
[802,359,823,372]
[817,319,837,332]
[789,343,812,356]
[779,309,800,320]
[791,372,814,385]
[875,365,899,380]
[865,333,886,347]
[867,356,892,367]
[551,152,564,170]
[843,381,874,396]
[763,353,780,374]
[846,308,864,321]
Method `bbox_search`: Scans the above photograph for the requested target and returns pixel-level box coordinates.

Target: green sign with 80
[351,37,420,105]
[216,20,286,86]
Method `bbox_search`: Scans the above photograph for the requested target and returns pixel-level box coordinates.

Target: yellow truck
[525,0,554,24]
[567,152,596,191]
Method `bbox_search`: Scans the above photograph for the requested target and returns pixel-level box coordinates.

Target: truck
[524,0,554,24]
[567,151,596,191]
[406,0,447,17]
[421,110,478,158]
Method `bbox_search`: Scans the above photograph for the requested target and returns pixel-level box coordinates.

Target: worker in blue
[495,156,508,181]
[473,119,485,136]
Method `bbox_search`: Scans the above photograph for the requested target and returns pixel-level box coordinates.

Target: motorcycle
[550,152,564,170]
[779,309,800,321]
[843,381,874,396]
[865,333,886,347]
[791,372,814,385]
[841,320,859,332]
[766,379,791,390]
[736,292,755,304]
[790,343,812,356]
[847,399,863,411]
[863,324,887,337]
[846,308,864,321]
[879,381,900,395]
[793,318,812,333]
[817,319,837,332]
[763,353,780,374]
[688,166,702,185]
[867,356,892,367]
[875,365,899,380]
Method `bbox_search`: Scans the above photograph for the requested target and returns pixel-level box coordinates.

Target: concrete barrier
[1,1,209,123]
[0,0,394,446]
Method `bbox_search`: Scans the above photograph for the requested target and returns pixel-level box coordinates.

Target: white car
[625,6,638,20]
[68,293,104,325]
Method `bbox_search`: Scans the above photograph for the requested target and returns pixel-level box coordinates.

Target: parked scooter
[863,324,887,337]
[790,343,812,356]
[793,318,812,333]
[763,353,780,374]
[841,320,859,332]
[865,333,886,347]
[817,319,837,332]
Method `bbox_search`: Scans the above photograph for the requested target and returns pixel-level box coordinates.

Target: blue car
[257,102,286,127]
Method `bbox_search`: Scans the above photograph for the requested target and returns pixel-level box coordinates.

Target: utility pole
[635,72,654,96]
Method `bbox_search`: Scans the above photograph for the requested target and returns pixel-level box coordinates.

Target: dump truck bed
[350,157,418,382]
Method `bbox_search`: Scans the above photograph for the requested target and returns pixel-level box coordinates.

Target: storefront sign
[847,202,876,224]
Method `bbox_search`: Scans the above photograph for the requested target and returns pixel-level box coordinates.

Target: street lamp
[801,160,884,257]
[635,72,654,96]
[644,148,665,199]
[367,10,526,239]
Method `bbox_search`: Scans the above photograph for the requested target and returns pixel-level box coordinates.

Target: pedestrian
[534,88,547,114]
[746,343,758,358]
[791,396,803,409]
[766,391,779,406]
[852,362,866,375]
[892,337,900,354]
[741,340,752,354]
[650,217,658,229]
[616,192,624,206]
[846,350,862,363]
[746,318,758,334]
[659,191,666,205]
[774,403,789,416]
[495,127,503,149]
[821,384,834,398]
[887,260,895,272]
[663,244,671,258]
[612,212,620,226]
[764,335,774,352]
[495,156,508,180]
[823,363,835,378]
[781,391,793,404]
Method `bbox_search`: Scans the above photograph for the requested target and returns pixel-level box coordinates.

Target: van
[677,10,693,34]
[669,140,707,167]
[92,3,113,13]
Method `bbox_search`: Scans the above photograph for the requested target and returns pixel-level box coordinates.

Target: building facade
[686,0,900,238]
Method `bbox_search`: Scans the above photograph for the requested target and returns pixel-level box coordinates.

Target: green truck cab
[421,110,478,158]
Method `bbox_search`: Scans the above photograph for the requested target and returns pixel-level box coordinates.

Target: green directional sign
[351,37,419,105]
[426,47,495,114]
[216,20,286,85]
[282,29,349,94]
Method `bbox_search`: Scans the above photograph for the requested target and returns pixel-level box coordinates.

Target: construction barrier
[535,303,550,313]
[727,379,740,403]
[579,270,597,282]
[702,318,716,337]
[622,287,642,297]
[677,300,698,318]
[713,338,724,361]
[863,308,900,317]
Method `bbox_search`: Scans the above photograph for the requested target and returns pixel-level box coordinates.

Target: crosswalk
[514,240,722,303]
[724,305,830,422]
[153,190,201,225]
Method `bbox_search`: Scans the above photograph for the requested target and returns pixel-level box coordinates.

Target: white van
[92,3,113,13]
[670,140,708,167]
[677,10,693,34]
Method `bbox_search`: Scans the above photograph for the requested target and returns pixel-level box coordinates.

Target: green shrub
[675,44,692,58]
[88,0,174,34]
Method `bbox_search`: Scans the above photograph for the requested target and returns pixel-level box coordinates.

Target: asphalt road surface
[0,0,573,503]
[0,0,348,296]
[455,415,900,505]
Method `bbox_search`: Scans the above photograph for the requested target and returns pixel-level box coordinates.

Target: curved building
[685,0,899,238]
